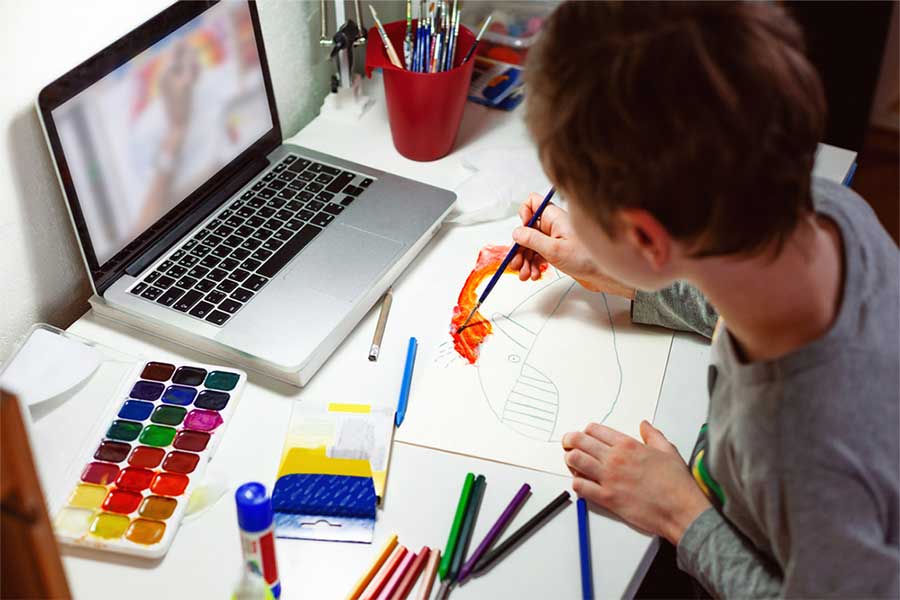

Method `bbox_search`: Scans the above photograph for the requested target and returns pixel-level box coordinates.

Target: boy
[509,1,900,596]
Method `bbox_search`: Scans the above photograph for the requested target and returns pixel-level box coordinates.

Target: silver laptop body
[36,1,454,386]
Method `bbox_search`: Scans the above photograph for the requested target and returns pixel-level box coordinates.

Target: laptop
[36,0,455,386]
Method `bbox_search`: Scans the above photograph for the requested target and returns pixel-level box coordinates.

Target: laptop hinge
[124,156,269,277]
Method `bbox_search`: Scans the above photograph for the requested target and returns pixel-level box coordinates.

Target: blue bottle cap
[235,482,273,533]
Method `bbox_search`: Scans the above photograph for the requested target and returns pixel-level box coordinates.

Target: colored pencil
[457,187,556,332]
[435,475,486,600]
[458,483,530,582]
[439,473,475,580]
[377,550,417,600]
[369,287,393,361]
[577,498,594,600]
[415,549,441,600]
[369,5,404,69]
[448,474,486,581]
[471,491,572,576]
[391,546,429,600]
[347,534,399,600]
[461,14,492,64]
[363,545,408,600]
[395,337,417,427]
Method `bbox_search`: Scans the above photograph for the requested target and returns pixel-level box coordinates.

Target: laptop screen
[50,1,272,266]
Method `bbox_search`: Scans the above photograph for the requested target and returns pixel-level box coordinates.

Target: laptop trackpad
[283,225,403,302]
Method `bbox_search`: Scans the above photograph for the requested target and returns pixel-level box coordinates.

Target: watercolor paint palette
[50,359,246,558]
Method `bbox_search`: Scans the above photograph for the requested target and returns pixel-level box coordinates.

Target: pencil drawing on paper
[438,244,623,442]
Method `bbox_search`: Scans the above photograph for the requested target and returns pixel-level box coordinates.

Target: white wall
[0,0,335,360]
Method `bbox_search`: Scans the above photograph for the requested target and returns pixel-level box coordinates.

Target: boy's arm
[632,281,718,338]
[677,508,782,597]
[678,468,900,598]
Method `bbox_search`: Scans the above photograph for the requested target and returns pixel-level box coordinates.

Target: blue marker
[395,337,418,427]
[577,498,594,600]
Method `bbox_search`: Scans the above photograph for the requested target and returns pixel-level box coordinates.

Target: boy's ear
[617,209,672,271]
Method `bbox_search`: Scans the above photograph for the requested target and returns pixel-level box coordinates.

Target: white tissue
[0,328,102,406]
[448,145,552,225]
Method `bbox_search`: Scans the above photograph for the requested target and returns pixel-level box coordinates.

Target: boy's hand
[562,420,711,545]
[509,193,635,299]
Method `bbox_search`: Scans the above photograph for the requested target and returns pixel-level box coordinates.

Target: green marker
[449,474,486,581]
[439,473,475,581]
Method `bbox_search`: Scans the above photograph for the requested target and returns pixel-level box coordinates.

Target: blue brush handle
[476,188,556,306]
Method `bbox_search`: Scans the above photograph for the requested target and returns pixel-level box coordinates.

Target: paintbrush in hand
[457,187,556,333]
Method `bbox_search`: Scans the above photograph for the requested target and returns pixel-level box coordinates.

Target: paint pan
[0,324,247,560]
[53,358,245,558]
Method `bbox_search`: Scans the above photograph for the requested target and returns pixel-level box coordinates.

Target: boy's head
[525,1,826,290]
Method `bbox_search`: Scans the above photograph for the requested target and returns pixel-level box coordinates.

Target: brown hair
[525,1,826,256]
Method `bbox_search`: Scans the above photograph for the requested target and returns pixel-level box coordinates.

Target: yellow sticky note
[327,403,371,414]
[277,447,373,479]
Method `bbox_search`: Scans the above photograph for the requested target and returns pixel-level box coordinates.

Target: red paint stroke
[450,244,545,364]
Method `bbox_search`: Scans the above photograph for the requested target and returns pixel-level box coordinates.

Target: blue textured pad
[272,474,376,519]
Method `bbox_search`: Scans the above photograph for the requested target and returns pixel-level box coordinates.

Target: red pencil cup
[365,21,476,162]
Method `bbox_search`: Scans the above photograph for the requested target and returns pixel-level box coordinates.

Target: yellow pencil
[347,534,400,600]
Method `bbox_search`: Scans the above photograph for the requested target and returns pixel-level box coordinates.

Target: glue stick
[235,482,281,598]
[231,565,275,600]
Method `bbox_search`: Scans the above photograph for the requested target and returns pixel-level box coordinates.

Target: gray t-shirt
[632,177,900,597]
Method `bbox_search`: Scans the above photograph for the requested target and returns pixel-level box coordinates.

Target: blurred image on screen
[53,0,272,265]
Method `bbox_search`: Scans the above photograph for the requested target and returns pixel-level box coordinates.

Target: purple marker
[458,483,531,582]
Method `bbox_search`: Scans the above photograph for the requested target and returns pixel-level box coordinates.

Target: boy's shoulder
[716,349,898,483]
[711,177,898,483]
[811,174,899,351]
[812,176,898,271]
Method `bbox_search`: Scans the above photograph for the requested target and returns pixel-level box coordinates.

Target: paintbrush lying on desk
[456,187,556,333]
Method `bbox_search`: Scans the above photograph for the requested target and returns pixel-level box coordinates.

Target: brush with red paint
[456,187,556,333]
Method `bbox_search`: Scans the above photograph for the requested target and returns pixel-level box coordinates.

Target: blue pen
[577,498,594,600]
[395,337,418,427]
[456,187,556,332]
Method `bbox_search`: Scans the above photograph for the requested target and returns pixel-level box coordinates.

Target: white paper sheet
[396,220,673,477]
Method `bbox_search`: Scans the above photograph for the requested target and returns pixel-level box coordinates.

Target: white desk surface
[58,75,855,599]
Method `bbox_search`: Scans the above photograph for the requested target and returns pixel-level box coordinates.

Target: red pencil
[378,550,417,600]
[391,546,430,600]
[362,546,408,600]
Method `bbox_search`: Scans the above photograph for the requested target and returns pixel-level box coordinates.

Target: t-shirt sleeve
[679,471,900,598]
[677,507,783,598]
[777,465,900,598]
[631,281,718,338]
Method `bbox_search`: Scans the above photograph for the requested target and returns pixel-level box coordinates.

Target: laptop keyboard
[128,154,375,327]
